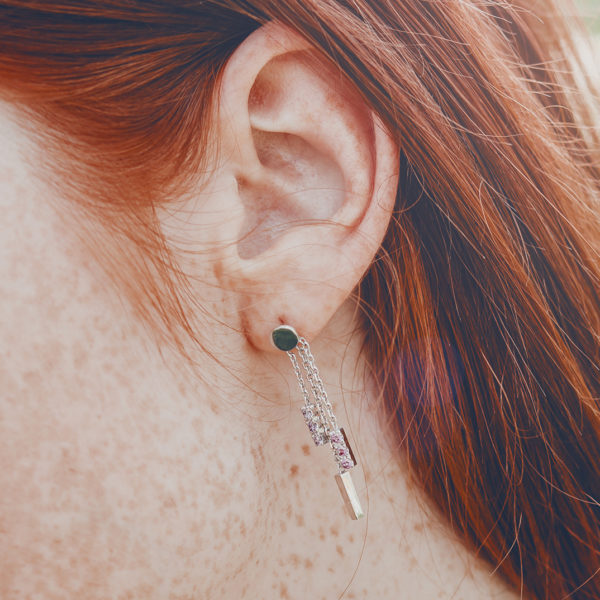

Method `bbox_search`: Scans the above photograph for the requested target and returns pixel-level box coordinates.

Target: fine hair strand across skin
[0,1,599,598]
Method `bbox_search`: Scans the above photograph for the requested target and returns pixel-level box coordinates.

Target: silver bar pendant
[335,471,364,520]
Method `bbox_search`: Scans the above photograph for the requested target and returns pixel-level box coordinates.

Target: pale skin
[0,23,522,600]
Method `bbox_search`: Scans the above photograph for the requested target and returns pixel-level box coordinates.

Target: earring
[272,325,364,520]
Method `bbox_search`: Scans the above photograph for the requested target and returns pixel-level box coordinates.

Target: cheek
[1,392,265,598]
[0,116,268,598]
[0,317,266,599]
[0,206,265,597]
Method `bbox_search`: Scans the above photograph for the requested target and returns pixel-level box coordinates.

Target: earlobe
[212,22,399,351]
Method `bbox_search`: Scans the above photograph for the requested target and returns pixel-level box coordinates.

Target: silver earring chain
[296,338,339,432]
[272,325,363,519]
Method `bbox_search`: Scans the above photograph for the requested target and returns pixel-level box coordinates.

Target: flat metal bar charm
[335,471,364,520]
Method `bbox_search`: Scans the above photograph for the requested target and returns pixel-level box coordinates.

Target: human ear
[211,22,398,352]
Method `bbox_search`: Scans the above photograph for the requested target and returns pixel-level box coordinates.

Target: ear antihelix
[236,127,345,259]
[271,324,364,520]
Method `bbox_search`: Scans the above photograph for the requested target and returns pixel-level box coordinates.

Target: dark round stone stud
[272,325,299,351]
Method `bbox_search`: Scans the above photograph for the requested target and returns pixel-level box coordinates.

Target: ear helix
[271,324,364,520]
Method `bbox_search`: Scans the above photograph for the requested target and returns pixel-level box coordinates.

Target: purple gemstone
[329,431,343,444]
[308,421,317,432]
[336,447,349,457]
[340,459,354,471]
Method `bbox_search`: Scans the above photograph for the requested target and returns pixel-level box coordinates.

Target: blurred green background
[578,0,600,35]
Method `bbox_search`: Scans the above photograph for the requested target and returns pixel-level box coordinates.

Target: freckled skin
[0,106,523,599]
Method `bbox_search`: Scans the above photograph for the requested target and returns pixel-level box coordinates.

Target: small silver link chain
[293,343,329,433]
[281,331,356,478]
[287,351,310,405]
[297,338,339,432]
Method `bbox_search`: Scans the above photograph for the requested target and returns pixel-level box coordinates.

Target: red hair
[1,1,599,597]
